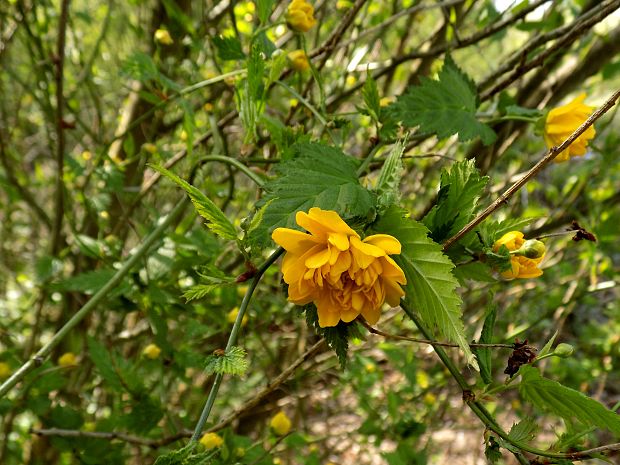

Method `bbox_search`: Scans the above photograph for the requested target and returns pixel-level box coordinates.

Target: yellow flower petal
[272,227,319,254]
[363,234,402,254]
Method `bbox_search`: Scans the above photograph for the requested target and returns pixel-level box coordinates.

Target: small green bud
[554,343,574,358]
[516,239,546,259]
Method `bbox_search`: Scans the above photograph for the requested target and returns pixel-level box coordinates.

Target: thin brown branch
[50,0,71,255]
[29,427,191,448]
[361,320,514,349]
[442,89,620,251]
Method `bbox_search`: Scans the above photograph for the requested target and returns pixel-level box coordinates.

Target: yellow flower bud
[379,96,394,107]
[180,130,188,141]
[234,447,245,457]
[493,231,544,279]
[423,392,437,406]
[288,50,310,72]
[270,411,292,436]
[81,150,92,161]
[286,0,317,32]
[142,344,162,359]
[154,29,174,45]
[142,143,157,154]
[58,352,77,367]
[204,102,214,112]
[0,362,11,380]
[200,432,224,449]
[516,239,546,259]
[227,307,249,326]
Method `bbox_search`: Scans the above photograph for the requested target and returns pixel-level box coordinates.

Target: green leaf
[50,269,126,295]
[183,266,235,301]
[212,35,246,61]
[124,396,163,433]
[474,302,496,384]
[484,436,502,464]
[304,305,352,369]
[538,330,558,358]
[256,0,274,23]
[150,164,237,240]
[423,160,489,243]
[87,337,124,392]
[452,261,495,283]
[154,443,212,465]
[204,346,249,376]
[362,73,381,122]
[373,207,477,369]
[391,56,496,145]
[519,366,620,435]
[248,142,376,248]
[507,417,538,443]
[374,141,405,211]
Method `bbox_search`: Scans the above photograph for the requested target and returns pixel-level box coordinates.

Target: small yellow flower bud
[203,102,214,112]
[81,150,92,161]
[142,344,162,359]
[423,392,437,406]
[270,411,292,436]
[154,29,174,45]
[553,343,574,358]
[0,362,11,380]
[234,447,245,458]
[58,352,77,367]
[288,50,310,72]
[180,130,188,141]
[200,432,224,449]
[286,0,317,32]
[227,307,249,326]
[379,96,394,107]
[142,143,157,154]
[364,362,376,373]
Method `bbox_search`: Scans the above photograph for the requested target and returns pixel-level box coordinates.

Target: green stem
[190,247,285,441]
[198,155,266,188]
[356,143,384,177]
[0,199,188,399]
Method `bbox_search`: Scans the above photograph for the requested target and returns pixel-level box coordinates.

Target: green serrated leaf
[508,417,538,443]
[484,437,502,464]
[183,266,235,301]
[303,305,350,369]
[249,142,376,248]
[150,164,237,240]
[375,141,405,211]
[391,56,496,145]
[154,443,212,465]
[519,366,620,435]
[256,0,274,23]
[423,160,489,243]
[475,302,496,384]
[362,73,380,121]
[124,396,163,433]
[212,35,246,61]
[205,346,249,376]
[50,269,125,296]
[538,331,559,358]
[373,207,478,369]
[87,337,124,392]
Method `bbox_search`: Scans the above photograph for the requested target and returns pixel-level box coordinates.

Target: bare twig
[360,320,514,349]
[30,428,191,448]
[442,89,620,251]
[50,0,71,255]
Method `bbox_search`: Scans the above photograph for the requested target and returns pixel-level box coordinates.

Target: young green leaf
[212,35,246,61]
[507,417,538,443]
[362,73,381,122]
[474,302,497,384]
[248,142,376,248]
[204,346,249,376]
[256,0,274,23]
[149,164,237,240]
[423,159,489,243]
[391,56,496,145]
[538,330,559,358]
[87,337,124,392]
[374,141,405,211]
[519,365,620,435]
[373,207,478,369]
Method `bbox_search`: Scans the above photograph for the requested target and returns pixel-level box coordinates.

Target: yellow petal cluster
[200,432,224,449]
[142,343,162,359]
[272,208,406,327]
[154,29,174,45]
[544,93,595,163]
[493,231,544,279]
[58,352,77,367]
[288,50,310,72]
[270,411,292,436]
[286,0,317,32]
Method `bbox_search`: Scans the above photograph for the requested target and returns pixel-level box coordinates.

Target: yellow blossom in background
[142,343,162,359]
[200,432,224,449]
[544,93,596,162]
[142,143,157,154]
[270,411,292,436]
[379,96,394,107]
[0,362,11,380]
[286,0,317,32]
[227,307,249,326]
[272,208,406,327]
[493,231,544,279]
[288,50,310,72]
[154,29,174,45]
[58,352,77,367]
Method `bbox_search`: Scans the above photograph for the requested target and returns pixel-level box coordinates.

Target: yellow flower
[272,208,406,327]
[270,411,292,436]
[154,29,174,45]
[142,344,162,359]
[58,352,77,367]
[288,50,310,72]
[493,231,544,279]
[0,362,11,380]
[227,307,249,326]
[544,93,596,162]
[200,432,224,449]
[286,0,317,32]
